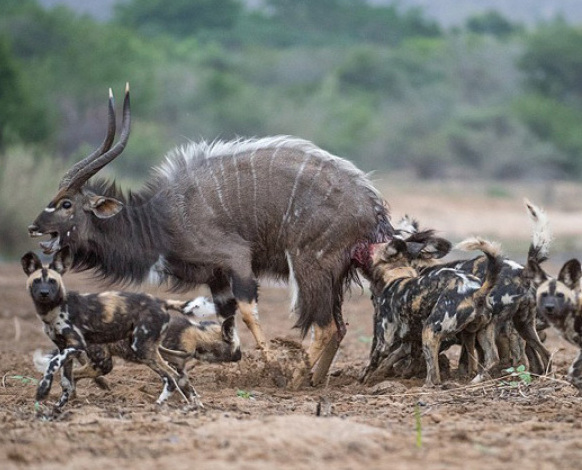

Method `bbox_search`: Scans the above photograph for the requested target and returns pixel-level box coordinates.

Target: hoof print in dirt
[216,337,311,389]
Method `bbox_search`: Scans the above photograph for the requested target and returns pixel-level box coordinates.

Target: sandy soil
[3,180,582,470]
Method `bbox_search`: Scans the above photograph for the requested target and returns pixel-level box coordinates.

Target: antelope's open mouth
[30,232,61,254]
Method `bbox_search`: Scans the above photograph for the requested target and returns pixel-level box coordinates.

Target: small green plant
[236,389,253,399]
[357,335,372,344]
[414,402,423,449]
[503,365,532,387]
[9,375,38,385]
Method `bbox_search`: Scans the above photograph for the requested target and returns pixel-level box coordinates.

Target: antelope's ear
[51,246,72,275]
[21,251,42,276]
[84,195,123,219]
[558,259,582,290]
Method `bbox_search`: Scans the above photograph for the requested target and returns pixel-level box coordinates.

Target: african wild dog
[533,258,582,392]
[390,199,552,376]
[22,247,201,411]
[35,312,241,394]
[360,232,503,386]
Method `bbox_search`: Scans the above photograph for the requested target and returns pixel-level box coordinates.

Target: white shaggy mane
[154,135,371,186]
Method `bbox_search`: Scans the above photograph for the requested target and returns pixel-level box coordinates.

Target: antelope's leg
[310,325,340,386]
[308,323,337,367]
[310,293,347,386]
[231,272,268,351]
[238,299,268,351]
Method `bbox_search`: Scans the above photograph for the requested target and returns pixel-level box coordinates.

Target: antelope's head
[28,85,131,254]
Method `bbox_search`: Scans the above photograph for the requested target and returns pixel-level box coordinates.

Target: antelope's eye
[61,200,72,209]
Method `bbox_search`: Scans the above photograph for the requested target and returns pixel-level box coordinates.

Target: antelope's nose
[28,224,39,235]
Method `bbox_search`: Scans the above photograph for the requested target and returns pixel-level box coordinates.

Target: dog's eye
[556,292,565,298]
[61,200,72,210]
[49,279,57,285]
[540,292,548,298]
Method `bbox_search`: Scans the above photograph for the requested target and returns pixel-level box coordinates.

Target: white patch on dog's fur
[183,297,216,318]
[501,293,517,306]
[456,273,481,294]
[33,349,52,373]
[503,259,523,271]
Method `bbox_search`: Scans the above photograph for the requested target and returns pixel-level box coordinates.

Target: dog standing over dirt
[361,232,503,386]
[533,258,582,392]
[390,199,552,377]
[22,247,203,412]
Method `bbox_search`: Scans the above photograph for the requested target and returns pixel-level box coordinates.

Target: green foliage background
[1,0,582,257]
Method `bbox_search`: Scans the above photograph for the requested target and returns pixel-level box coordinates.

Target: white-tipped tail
[524,198,552,260]
[455,237,502,258]
[182,296,216,318]
[33,349,52,373]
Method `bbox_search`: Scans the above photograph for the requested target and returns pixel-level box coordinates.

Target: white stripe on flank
[249,148,259,233]
[191,170,216,216]
[285,250,299,315]
[277,155,309,243]
[210,160,232,219]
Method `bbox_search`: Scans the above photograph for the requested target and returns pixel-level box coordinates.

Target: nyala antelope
[22,247,204,411]
[533,258,582,392]
[27,85,393,385]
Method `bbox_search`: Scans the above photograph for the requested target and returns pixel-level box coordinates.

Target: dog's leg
[476,321,500,378]
[36,347,80,403]
[460,330,478,379]
[514,312,551,375]
[55,358,76,411]
[74,345,114,390]
[567,350,582,393]
[422,326,442,386]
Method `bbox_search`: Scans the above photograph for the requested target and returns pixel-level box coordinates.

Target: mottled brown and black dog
[36,312,242,397]
[361,232,503,386]
[22,247,204,411]
[390,200,552,377]
[534,258,582,392]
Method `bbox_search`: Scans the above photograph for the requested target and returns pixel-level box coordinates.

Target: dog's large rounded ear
[416,237,452,260]
[390,238,408,254]
[524,255,549,285]
[21,251,42,276]
[51,246,73,275]
[558,259,582,290]
[405,241,425,257]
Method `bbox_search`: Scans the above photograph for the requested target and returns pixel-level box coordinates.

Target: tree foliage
[114,0,243,38]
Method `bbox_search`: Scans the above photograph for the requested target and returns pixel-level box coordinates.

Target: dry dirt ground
[3,178,582,470]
